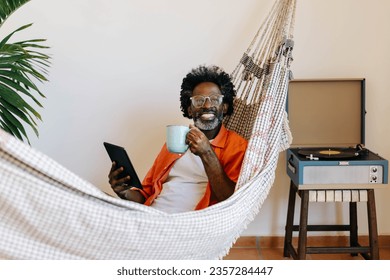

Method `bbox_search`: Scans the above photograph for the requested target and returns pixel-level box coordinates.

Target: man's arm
[198,149,236,201]
[187,127,236,202]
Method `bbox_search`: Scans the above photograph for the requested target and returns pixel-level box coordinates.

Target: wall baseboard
[233,235,390,249]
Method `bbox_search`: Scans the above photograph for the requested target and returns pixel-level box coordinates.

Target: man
[108,65,247,213]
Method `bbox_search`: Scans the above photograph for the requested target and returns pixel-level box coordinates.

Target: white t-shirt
[150,149,208,213]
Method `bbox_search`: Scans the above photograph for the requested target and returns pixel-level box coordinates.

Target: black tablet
[103,142,142,189]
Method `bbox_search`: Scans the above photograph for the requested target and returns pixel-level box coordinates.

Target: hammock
[0,0,296,260]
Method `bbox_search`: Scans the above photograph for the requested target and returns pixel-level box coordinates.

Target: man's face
[187,82,228,130]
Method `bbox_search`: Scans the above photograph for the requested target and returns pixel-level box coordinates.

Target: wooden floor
[223,236,390,260]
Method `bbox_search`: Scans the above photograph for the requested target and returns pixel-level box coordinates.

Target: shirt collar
[210,124,228,149]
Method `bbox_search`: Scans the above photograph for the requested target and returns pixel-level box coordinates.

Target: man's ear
[223,103,228,114]
[187,106,193,118]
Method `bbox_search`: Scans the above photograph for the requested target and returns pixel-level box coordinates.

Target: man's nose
[202,97,212,108]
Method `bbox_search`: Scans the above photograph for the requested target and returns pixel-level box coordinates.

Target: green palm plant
[0,0,50,143]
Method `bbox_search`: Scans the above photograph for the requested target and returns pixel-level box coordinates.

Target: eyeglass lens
[190,95,223,108]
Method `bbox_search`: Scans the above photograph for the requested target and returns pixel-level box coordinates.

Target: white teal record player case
[283,79,388,260]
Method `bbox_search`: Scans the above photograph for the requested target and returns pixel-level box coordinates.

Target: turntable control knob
[371,167,378,173]
[371,175,377,181]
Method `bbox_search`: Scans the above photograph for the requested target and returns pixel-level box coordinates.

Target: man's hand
[108,162,145,203]
[108,161,130,196]
[186,124,213,156]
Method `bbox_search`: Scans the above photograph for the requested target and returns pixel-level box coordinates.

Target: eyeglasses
[190,94,224,108]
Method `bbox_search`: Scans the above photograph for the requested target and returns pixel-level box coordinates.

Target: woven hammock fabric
[0,0,296,260]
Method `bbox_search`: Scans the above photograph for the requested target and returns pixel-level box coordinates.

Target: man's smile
[200,113,216,121]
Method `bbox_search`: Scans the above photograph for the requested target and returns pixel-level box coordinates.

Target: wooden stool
[283,181,379,260]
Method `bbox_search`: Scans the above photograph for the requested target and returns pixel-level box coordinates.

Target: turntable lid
[287,79,365,147]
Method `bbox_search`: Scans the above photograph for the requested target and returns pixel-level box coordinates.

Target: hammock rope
[225,0,295,188]
[0,0,296,260]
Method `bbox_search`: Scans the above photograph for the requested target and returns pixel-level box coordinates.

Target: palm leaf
[0,104,29,142]
[0,96,38,127]
[0,0,31,27]
[0,74,44,106]
[0,83,42,120]
[0,1,51,143]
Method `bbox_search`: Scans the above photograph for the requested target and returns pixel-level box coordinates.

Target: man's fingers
[113,181,130,193]
[117,176,131,186]
[111,167,124,177]
[108,166,125,182]
[110,176,131,187]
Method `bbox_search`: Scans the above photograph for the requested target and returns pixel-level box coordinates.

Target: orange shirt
[138,125,248,210]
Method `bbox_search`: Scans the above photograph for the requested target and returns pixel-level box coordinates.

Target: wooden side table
[283,181,379,260]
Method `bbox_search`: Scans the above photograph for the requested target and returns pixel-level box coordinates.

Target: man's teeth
[200,113,215,120]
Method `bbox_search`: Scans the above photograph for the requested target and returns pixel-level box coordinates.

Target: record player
[286,79,388,189]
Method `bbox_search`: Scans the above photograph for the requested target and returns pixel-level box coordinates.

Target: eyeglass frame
[189,94,224,108]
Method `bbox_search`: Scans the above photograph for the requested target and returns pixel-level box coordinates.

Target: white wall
[2,0,389,237]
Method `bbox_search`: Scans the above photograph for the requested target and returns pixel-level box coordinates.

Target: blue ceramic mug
[166,125,190,154]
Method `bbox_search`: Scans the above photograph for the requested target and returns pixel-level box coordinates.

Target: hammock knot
[288,70,294,80]
[283,38,294,51]
[240,53,265,81]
